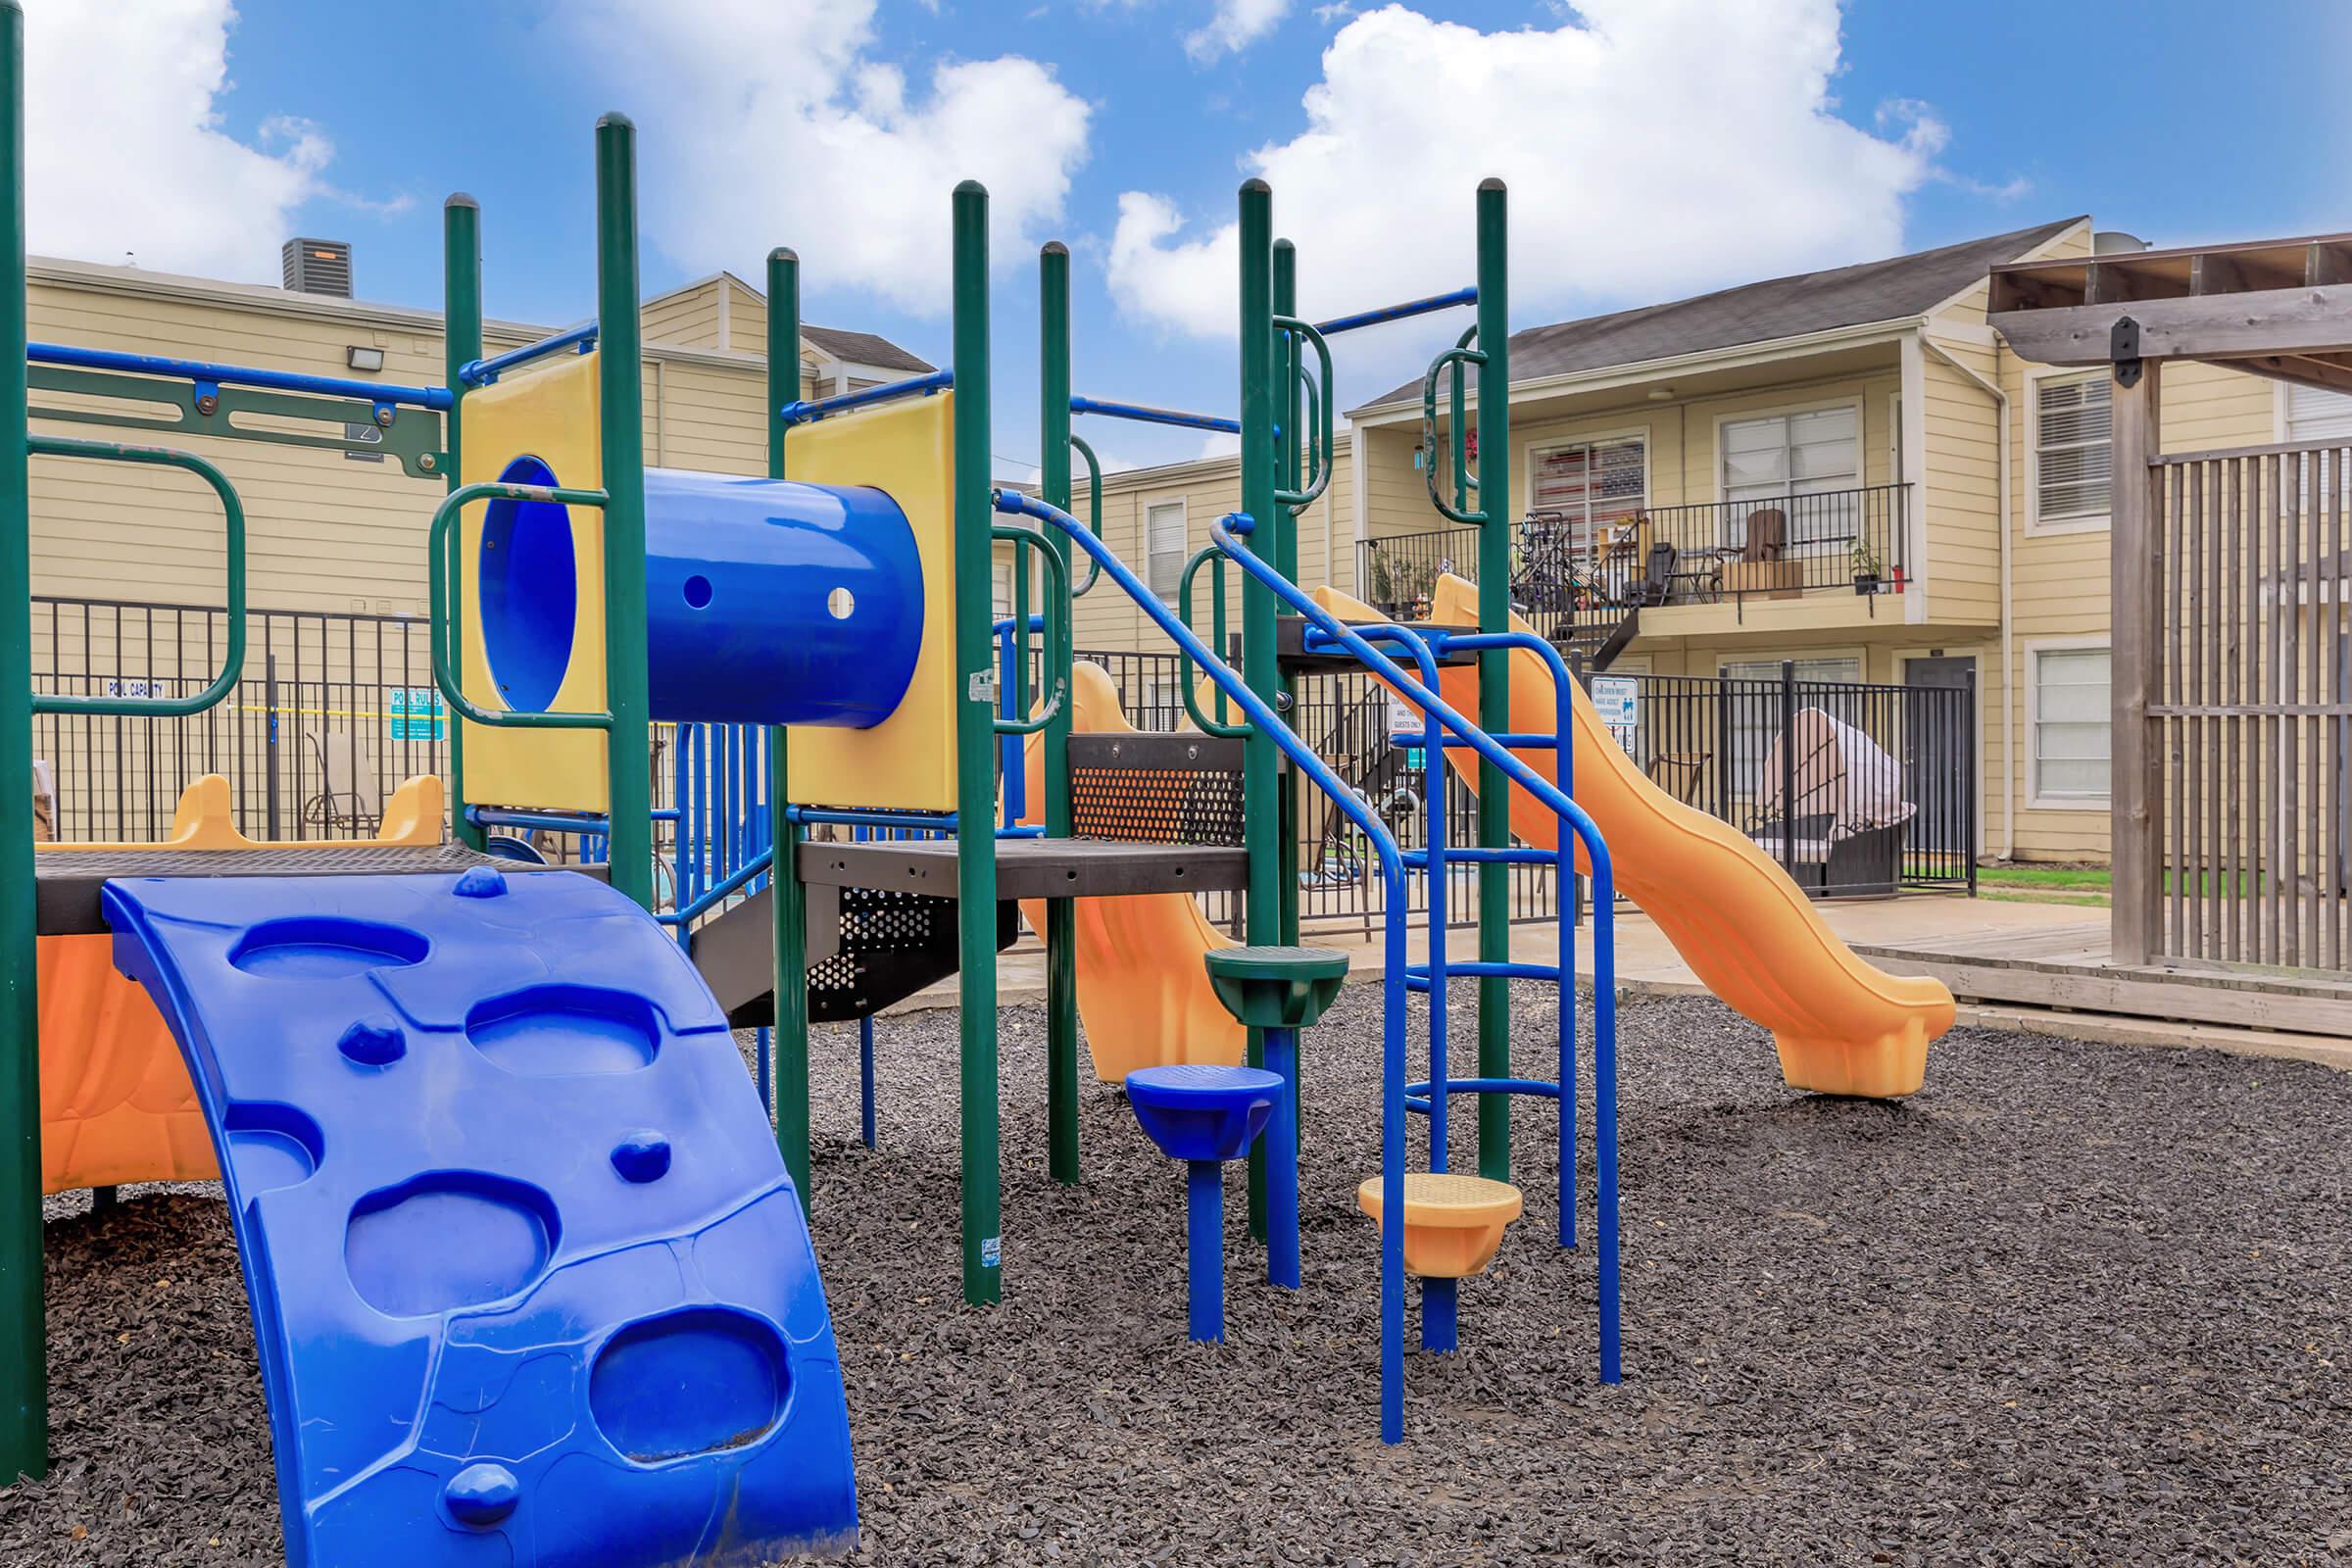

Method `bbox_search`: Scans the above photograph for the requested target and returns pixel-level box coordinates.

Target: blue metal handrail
[780,368,953,426]
[30,341,454,412]
[458,322,597,387]
[993,485,1419,1434]
[1210,511,1620,1387]
[1313,286,1476,337]
[1069,395,1240,435]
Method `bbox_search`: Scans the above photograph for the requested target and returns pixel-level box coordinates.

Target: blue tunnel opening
[477,455,576,713]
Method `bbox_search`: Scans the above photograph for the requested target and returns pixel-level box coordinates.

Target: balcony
[1357,483,1913,641]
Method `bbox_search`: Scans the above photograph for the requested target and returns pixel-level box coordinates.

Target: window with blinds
[1145,500,1188,602]
[1721,408,1860,545]
[1529,437,1645,558]
[2034,373,2112,523]
[2285,383,2352,444]
[2034,646,2110,801]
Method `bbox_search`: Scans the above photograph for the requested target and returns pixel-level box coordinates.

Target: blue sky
[24,0,2351,476]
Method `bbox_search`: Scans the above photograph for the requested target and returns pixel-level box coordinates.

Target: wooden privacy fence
[2149,437,2352,969]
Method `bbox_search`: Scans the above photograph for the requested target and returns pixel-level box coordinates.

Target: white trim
[1346,318,1917,425]
[2023,634,2112,812]
[1897,332,1929,623]
[1348,421,1368,594]
[1709,394,1866,505]
[2023,364,2114,536]
[712,277,732,353]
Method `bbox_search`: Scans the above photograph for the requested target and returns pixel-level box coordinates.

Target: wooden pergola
[1990,233,2352,973]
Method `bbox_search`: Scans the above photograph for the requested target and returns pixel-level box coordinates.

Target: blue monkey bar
[1311,285,1476,337]
[1069,394,1242,435]
[457,322,597,387]
[780,368,953,426]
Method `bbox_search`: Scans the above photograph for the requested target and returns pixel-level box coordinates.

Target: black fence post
[263,650,280,841]
[1964,665,1980,897]
[1779,660,1796,880]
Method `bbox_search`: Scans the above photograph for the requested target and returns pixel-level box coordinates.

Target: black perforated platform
[33,843,597,936]
[796,837,1249,900]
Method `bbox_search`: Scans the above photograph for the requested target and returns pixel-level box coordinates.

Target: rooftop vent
[282,238,352,298]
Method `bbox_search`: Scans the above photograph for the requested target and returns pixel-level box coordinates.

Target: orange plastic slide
[1015,662,1245,1082]
[1319,575,1953,1098]
[35,772,446,1193]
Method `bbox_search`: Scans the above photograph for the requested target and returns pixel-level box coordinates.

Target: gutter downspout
[1921,331,2014,861]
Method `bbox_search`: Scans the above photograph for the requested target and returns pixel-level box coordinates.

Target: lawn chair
[302,731,378,838]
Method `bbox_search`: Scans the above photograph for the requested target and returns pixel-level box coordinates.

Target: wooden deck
[1853,921,2352,1040]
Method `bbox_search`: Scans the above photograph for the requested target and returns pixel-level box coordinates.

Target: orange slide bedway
[1015,662,1245,1082]
[1324,575,1954,1099]
[34,772,444,1193]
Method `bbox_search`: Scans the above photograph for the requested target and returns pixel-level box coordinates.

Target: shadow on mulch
[6,988,2351,1567]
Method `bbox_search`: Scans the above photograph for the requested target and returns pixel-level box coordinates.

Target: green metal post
[1272,240,1301,948]
[0,0,43,1485]
[441,195,485,853]
[1474,179,1513,1181]
[594,115,654,912]
[1040,242,1080,1186]
[1238,182,1280,1242]
[952,182,1002,1305]
[767,247,812,1206]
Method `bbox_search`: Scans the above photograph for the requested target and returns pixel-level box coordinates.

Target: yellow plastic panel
[782,393,957,811]
[456,349,610,812]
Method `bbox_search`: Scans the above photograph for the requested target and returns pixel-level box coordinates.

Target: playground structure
[0,4,1964,1558]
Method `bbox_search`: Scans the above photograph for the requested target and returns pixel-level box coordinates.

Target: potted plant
[1849,537,1884,596]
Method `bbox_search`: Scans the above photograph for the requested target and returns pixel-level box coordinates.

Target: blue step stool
[1124,1063,1283,1343]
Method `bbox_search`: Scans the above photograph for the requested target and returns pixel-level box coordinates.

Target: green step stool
[1201,945,1349,1289]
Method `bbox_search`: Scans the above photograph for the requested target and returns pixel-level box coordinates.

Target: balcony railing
[1356,483,1913,625]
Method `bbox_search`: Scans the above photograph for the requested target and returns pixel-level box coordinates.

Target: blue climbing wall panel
[103,865,858,1567]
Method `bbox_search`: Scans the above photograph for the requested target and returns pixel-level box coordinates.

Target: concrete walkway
[895,895,2352,1071]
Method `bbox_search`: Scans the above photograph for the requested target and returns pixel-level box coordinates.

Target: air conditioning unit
[281,237,352,297]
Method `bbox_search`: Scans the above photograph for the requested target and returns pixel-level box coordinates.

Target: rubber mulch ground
[6,987,2350,1566]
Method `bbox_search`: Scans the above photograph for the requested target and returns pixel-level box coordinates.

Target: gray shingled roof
[800,322,933,374]
[1361,216,2084,411]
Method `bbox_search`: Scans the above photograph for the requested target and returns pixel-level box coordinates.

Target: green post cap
[1202,944,1350,1030]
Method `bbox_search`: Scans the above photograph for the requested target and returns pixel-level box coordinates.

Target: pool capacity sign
[1590,675,1639,753]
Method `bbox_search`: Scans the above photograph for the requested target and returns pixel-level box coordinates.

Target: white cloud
[1110,1,1938,343]
[1186,0,1293,61]
[1197,431,1241,461]
[24,1,334,280]
[570,0,1091,317]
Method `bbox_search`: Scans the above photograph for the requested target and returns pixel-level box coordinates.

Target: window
[2034,373,2112,524]
[1721,408,1859,546]
[1145,500,1188,602]
[1529,437,1645,559]
[2034,646,2110,802]
[2285,383,2352,444]
[991,563,1014,619]
[1721,656,1861,797]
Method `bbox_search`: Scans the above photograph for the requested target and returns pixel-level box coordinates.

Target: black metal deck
[33,843,596,936]
[795,837,1250,900]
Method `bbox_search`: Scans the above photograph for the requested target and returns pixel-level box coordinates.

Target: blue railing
[995,487,1621,1441]
[1069,395,1241,435]
[30,341,455,413]
[457,322,598,388]
[780,368,953,427]
[1313,286,1476,337]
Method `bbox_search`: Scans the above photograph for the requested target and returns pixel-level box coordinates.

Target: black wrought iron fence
[33,596,449,844]
[1584,661,1975,895]
[30,600,1972,918]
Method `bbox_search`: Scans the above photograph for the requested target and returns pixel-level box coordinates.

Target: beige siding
[641,281,722,350]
